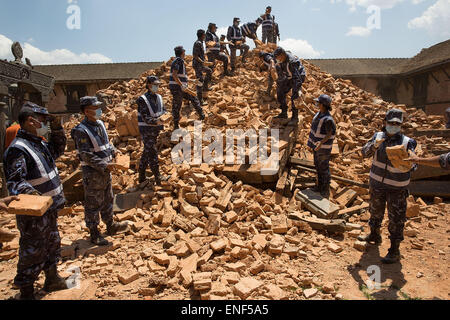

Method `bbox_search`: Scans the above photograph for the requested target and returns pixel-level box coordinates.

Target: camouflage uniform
[3,128,66,288]
[227,25,249,71]
[261,13,275,44]
[71,119,115,230]
[137,92,166,178]
[362,130,417,241]
[193,39,212,103]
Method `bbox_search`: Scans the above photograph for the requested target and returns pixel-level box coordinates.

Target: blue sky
[0,0,449,65]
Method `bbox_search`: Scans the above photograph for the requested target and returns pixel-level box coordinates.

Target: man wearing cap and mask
[71,97,129,247]
[227,18,249,74]
[170,46,206,130]
[3,102,68,299]
[137,76,170,185]
[261,6,275,44]
[360,109,418,264]
[206,23,231,77]
[273,47,306,125]
[307,95,336,199]
[193,29,214,106]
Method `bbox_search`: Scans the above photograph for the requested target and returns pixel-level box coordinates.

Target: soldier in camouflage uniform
[137,76,170,185]
[170,46,206,130]
[360,109,418,264]
[3,103,68,300]
[71,97,128,247]
[193,29,214,106]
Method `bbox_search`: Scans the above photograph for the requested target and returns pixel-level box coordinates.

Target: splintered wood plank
[296,189,340,219]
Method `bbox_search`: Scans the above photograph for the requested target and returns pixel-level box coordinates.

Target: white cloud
[330,0,427,10]
[346,25,373,36]
[0,33,112,65]
[278,38,324,58]
[408,0,450,36]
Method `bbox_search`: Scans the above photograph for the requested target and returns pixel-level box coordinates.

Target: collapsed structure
[1,44,448,300]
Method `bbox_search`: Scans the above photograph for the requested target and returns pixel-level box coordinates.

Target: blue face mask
[94,108,102,120]
[386,125,401,135]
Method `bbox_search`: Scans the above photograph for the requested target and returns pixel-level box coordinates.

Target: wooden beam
[413,129,450,138]
[289,214,347,234]
[290,157,315,168]
[292,164,369,188]
[429,72,439,84]
[408,181,450,198]
[412,165,450,181]
[296,189,340,219]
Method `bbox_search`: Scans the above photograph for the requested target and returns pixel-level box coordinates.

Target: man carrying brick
[193,29,214,106]
[241,18,262,41]
[206,23,231,77]
[71,97,129,247]
[258,51,277,96]
[273,47,306,125]
[307,95,336,199]
[3,103,68,299]
[169,46,206,130]
[227,18,249,74]
[359,109,418,264]
[137,76,170,185]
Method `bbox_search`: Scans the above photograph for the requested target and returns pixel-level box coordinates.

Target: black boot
[275,107,288,119]
[173,121,180,131]
[107,221,129,236]
[138,169,147,184]
[288,108,299,126]
[43,265,68,292]
[89,227,109,246]
[320,186,330,199]
[382,240,401,264]
[198,111,206,121]
[358,228,382,245]
[19,285,35,300]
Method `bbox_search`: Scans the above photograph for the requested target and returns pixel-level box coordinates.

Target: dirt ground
[0,199,448,301]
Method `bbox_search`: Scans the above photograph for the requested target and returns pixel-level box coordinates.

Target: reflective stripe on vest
[307,113,336,150]
[138,94,165,127]
[231,27,243,41]
[13,139,63,198]
[169,58,188,86]
[78,120,114,167]
[369,133,412,188]
[206,32,220,52]
[241,24,252,37]
[262,14,274,28]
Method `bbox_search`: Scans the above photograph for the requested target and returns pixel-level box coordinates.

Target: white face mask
[36,122,49,137]
[151,85,159,93]
[386,124,401,135]
[94,108,102,120]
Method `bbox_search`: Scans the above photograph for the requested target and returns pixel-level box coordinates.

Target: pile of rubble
[1,44,449,300]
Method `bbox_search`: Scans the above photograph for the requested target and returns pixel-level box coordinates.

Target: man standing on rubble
[359,109,418,264]
[193,29,214,106]
[307,95,336,199]
[227,18,249,75]
[3,103,68,299]
[71,97,129,247]
[261,6,275,44]
[258,51,277,96]
[137,76,170,186]
[206,23,231,77]
[170,46,206,130]
[273,47,306,125]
